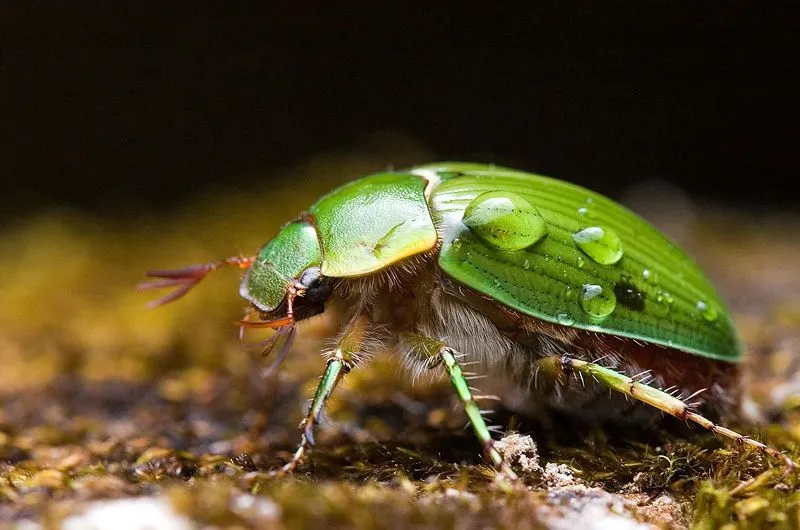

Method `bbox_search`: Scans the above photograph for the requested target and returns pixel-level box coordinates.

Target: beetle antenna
[139,255,255,308]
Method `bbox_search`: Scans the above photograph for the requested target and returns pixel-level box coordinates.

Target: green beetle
[141,162,793,477]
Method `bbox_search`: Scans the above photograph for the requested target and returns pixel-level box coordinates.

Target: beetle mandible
[141,162,795,478]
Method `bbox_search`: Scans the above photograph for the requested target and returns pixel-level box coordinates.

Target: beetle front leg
[280,314,369,474]
[556,355,798,473]
[403,334,517,480]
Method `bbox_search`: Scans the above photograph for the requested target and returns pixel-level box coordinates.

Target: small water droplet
[452,238,462,250]
[576,255,586,268]
[579,283,617,320]
[557,313,575,326]
[523,258,531,270]
[572,226,623,265]
[577,207,589,216]
[565,286,575,300]
[642,269,651,280]
[493,279,501,287]
[463,191,548,251]
[696,300,719,322]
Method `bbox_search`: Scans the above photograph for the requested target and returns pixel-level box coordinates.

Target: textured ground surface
[1,151,799,529]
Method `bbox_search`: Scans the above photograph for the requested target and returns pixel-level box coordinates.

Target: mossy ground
[1,148,799,528]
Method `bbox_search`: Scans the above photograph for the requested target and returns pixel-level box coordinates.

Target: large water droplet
[557,313,575,326]
[580,283,617,320]
[463,191,548,251]
[572,226,623,265]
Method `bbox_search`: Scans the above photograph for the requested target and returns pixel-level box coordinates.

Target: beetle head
[239,219,326,319]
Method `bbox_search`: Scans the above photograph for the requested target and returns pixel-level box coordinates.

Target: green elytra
[242,163,741,362]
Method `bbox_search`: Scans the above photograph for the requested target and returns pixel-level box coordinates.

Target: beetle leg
[557,355,798,474]
[280,314,370,474]
[403,334,517,480]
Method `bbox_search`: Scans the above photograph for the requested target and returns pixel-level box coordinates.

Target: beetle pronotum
[140,163,796,478]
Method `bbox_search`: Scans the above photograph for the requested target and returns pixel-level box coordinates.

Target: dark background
[2,3,798,218]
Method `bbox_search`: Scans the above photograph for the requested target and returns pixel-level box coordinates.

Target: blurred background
[3,3,799,217]
[1,3,800,525]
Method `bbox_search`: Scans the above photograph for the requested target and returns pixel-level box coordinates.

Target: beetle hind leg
[557,354,798,473]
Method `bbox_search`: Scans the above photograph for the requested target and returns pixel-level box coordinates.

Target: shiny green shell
[241,162,741,362]
[413,163,741,362]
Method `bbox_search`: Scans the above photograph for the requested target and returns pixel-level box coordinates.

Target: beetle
[140,162,794,478]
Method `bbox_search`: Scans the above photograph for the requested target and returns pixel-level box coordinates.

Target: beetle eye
[297,267,332,308]
[298,267,322,289]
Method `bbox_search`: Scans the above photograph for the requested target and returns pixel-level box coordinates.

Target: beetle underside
[312,252,740,422]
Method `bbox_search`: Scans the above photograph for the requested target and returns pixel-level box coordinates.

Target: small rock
[542,462,579,488]
[494,433,542,473]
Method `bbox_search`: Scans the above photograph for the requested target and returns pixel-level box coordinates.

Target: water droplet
[493,279,501,288]
[572,226,623,265]
[696,300,719,322]
[452,238,462,250]
[656,290,674,304]
[579,283,617,320]
[564,286,575,300]
[576,255,586,268]
[523,258,531,270]
[642,269,651,280]
[577,207,589,216]
[557,313,575,326]
[463,191,548,251]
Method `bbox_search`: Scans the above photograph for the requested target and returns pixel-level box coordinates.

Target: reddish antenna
[138,256,255,308]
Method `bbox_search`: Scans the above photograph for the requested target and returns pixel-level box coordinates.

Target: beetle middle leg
[553,354,798,472]
[402,333,517,479]
[280,314,370,474]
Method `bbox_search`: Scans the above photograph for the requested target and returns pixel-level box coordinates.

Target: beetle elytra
[140,163,795,477]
